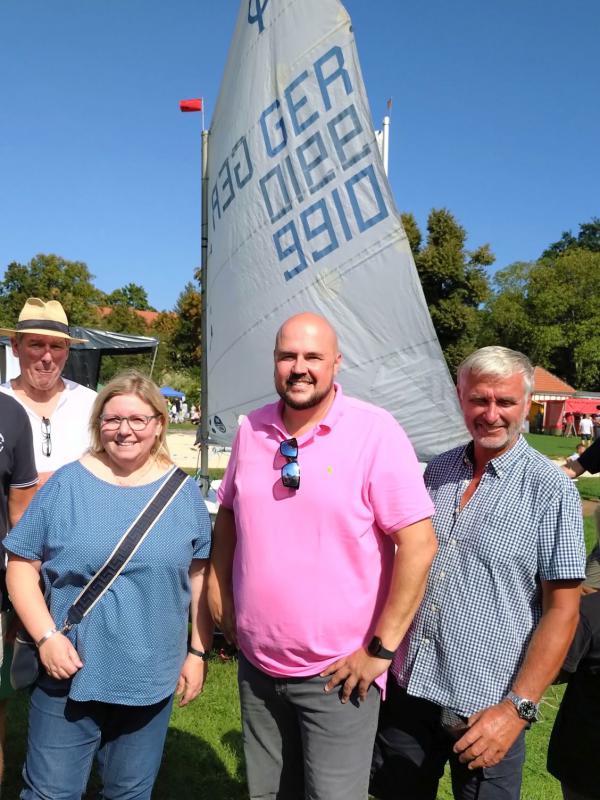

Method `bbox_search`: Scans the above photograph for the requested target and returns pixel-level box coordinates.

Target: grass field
[3,659,568,800]
[524,432,592,461]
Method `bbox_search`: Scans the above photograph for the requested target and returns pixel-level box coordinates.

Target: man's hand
[453,701,526,770]
[208,590,238,647]
[320,648,388,703]
[38,632,83,680]
[176,654,207,707]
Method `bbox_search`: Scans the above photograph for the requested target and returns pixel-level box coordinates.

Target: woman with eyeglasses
[5,371,212,800]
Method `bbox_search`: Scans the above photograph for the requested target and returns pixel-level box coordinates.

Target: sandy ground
[166,429,230,471]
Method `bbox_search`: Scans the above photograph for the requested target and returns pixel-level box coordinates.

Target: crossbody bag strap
[62,466,188,632]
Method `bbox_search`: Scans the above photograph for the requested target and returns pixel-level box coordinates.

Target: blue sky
[1,1,597,311]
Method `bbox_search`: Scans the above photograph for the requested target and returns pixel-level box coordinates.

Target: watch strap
[188,646,210,661]
[368,636,395,660]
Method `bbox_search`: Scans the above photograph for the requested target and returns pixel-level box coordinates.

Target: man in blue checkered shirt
[372,346,586,800]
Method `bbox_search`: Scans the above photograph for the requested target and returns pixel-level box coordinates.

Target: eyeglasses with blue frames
[280,437,300,490]
[100,414,160,431]
[41,416,52,458]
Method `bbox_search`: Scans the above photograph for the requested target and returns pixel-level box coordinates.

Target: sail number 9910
[273,163,388,281]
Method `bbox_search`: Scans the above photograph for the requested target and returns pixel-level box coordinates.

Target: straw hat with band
[0,298,87,344]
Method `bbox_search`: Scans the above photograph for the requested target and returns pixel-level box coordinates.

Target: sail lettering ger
[210,44,389,282]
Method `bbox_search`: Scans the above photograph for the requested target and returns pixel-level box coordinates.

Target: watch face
[518,700,538,721]
[368,636,382,657]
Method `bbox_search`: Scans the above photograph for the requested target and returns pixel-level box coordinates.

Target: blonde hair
[89,370,171,464]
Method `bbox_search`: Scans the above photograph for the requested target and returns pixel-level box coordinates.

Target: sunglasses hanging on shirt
[280,437,300,490]
[41,416,52,458]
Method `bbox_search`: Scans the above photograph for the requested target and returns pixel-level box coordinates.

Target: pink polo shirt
[218,385,433,681]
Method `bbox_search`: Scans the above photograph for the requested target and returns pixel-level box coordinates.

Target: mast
[199,128,210,490]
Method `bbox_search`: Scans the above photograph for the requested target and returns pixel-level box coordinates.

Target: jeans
[372,679,526,800]
[238,652,380,800]
[21,683,172,800]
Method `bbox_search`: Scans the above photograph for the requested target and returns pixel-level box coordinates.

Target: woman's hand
[175,654,207,707]
[38,632,83,680]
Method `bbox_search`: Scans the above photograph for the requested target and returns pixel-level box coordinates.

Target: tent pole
[199,128,210,492]
[149,342,159,377]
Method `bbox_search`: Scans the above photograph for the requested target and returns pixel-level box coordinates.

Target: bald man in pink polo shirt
[209,313,436,800]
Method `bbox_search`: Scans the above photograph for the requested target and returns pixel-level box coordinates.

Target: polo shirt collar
[269,382,344,443]
[462,434,528,476]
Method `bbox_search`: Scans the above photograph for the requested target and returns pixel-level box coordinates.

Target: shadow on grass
[154,726,246,800]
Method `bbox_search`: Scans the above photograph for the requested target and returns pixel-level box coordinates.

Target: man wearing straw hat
[0,299,96,792]
[0,298,97,489]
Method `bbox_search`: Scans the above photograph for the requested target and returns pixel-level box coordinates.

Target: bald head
[275,313,339,354]
[274,312,341,413]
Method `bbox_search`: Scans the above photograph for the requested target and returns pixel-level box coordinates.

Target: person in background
[579,414,593,445]
[373,346,585,800]
[0,394,38,792]
[592,411,600,442]
[568,444,587,463]
[209,312,437,800]
[5,371,212,799]
[547,591,600,800]
[563,441,600,592]
[0,298,96,489]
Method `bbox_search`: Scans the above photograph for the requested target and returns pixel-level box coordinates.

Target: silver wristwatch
[505,691,539,723]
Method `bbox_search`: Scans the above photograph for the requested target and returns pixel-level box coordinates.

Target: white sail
[206,0,467,461]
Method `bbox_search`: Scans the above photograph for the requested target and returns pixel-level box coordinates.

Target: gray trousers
[238,652,380,800]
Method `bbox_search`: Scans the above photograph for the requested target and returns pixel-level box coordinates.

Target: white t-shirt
[0,378,97,472]
[579,418,594,436]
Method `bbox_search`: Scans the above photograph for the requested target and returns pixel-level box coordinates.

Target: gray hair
[457,346,534,395]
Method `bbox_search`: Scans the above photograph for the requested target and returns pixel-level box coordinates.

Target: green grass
[5,659,247,800]
[4,660,567,800]
[577,477,600,501]
[167,421,198,432]
[524,432,585,460]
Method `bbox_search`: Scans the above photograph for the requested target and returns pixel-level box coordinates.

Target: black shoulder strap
[64,467,188,630]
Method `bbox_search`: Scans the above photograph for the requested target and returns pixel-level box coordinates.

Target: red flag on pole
[179,98,203,112]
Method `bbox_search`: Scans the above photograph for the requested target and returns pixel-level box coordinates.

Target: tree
[541,217,600,259]
[106,283,155,310]
[483,251,600,389]
[0,254,103,327]
[526,250,600,388]
[170,282,201,370]
[410,209,493,376]
[478,262,535,353]
[97,305,149,336]
[400,212,422,255]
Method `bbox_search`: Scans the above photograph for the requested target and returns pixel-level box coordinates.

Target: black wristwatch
[505,691,539,723]
[188,646,210,662]
[367,636,395,660]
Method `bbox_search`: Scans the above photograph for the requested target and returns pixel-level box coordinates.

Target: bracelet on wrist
[188,646,210,661]
[36,628,59,648]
